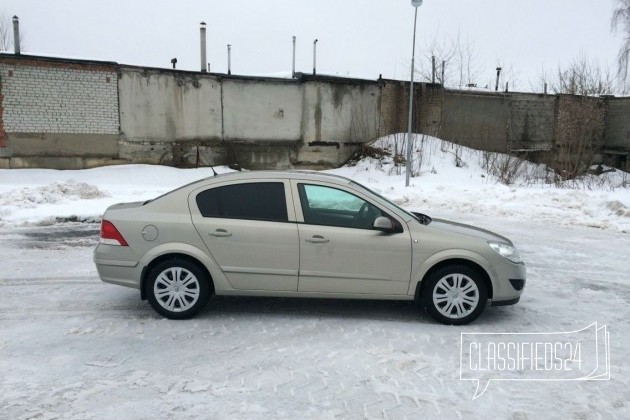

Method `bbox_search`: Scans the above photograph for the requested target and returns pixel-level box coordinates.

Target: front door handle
[305,235,329,244]
[210,229,232,237]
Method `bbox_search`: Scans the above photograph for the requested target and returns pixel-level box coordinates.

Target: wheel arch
[413,258,494,302]
[140,252,215,300]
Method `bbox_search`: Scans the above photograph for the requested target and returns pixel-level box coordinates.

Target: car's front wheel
[146,259,211,319]
[423,265,488,325]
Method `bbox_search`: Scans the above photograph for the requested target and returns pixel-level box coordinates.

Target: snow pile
[350,134,629,190]
[0,137,628,232]
[0,165,234,227]
[606,200,630,217]
[329,134,630,233]
[0,180,109,208]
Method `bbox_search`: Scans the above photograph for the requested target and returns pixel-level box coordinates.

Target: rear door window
[196,182,288,222]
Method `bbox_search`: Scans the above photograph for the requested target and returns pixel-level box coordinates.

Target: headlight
[488,241,523,264]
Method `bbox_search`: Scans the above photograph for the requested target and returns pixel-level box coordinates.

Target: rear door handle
[210,229,232,237]
[305,235,329,244]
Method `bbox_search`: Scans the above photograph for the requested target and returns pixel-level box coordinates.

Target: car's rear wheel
[423,265,487,325]
[146,259,210,319]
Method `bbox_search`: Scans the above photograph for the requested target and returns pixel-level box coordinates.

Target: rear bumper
[95,258,141,289]
[94,243,142,289]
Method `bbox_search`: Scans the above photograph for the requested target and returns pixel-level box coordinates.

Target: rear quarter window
[196,182,288,222]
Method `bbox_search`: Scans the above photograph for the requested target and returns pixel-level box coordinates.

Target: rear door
[291,181,412,295]
[189,179,299,291]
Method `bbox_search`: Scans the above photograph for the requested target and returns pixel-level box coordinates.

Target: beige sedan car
[94,171,525,324]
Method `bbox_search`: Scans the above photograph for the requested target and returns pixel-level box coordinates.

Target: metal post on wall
[12,16,20,55]
[431,55,436,83]
[405,0,423,187]
[495,67,502,91]
[292,36,296,77]
[200,22,207,73]
[227,44,232,75]
[313,39,318,75]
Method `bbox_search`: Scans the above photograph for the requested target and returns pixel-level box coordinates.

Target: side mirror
[373,216,394,233]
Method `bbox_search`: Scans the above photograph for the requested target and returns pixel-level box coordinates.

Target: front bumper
[491,260,527,303]
[491,296,521,306]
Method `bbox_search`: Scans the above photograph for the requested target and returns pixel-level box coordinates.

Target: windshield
[349,180,423,223]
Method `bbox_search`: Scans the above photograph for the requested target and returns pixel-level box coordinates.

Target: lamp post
[405,0,423,187]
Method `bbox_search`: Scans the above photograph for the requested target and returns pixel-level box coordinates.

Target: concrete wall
[117,68,223,166]
[117,70,380,169]
[223,78,302,142]
[439,91,508,152]
[1,54,629,171]
[605,97,630,150]
[222,78,303,169]
[297,79,380,166]
[119,68,222,142]
[604,97,630,171]
[507,93,555,151]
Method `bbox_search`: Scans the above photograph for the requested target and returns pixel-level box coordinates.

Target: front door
[293,182,412,295]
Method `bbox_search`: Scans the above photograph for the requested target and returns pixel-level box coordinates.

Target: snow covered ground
[1,136,629,419]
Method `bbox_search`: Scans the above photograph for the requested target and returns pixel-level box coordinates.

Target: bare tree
[612,0,630,83]
[417,33,457,85]
[530,65,552,93]
[416,32,480,89]
[0,14,10,51]
[549,55,614,96]
[456,35,480,88]
[0,13,23,52]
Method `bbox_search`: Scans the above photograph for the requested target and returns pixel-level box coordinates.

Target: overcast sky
[1,0,624,92]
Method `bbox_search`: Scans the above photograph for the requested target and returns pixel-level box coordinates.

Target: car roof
[147,170,355,203]
[201,170,354,185]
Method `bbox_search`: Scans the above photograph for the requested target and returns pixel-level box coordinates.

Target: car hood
[428,218,512,244]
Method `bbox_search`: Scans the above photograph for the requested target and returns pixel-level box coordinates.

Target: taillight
[99,220,129,246]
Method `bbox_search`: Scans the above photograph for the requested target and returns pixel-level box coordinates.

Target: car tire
[145,258,211,319]
[423,265,488,325]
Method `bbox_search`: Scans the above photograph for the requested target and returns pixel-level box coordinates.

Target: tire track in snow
[0,275,99,286]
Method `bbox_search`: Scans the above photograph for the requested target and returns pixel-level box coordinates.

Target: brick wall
[378,80,407,137]
[415,84,443,137]
[0,58,119,135]
[0,73,5,147]
[378,81,443,138]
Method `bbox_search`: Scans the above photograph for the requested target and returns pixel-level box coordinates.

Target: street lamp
[405,0,423,187]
